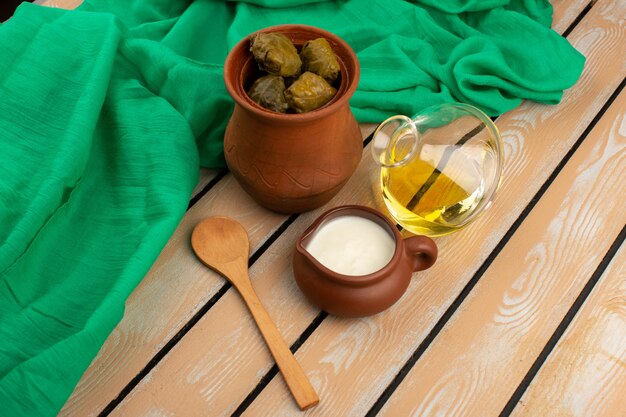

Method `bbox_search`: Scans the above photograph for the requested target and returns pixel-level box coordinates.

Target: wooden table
[43,0,626,416]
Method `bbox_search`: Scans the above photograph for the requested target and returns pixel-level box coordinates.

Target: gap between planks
[508,236,626,417]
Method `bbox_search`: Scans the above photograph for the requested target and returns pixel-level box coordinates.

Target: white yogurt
[304,215,396,276]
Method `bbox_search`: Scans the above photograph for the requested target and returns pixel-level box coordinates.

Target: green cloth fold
[0,0,583,415]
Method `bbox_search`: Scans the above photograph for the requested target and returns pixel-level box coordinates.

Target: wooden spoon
[191,217,319,410]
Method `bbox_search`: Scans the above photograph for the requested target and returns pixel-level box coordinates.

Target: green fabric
[0,0,583,415]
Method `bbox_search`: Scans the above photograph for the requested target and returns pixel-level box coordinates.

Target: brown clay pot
[293,205,438,317]
[223,24,362,213]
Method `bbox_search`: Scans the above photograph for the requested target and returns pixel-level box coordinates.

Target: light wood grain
[108,2,616,415]
[510,244,626,417]
[551,0,593,34]
[190,168,220,199]
[40,0,83,9]
[375,90,625,417]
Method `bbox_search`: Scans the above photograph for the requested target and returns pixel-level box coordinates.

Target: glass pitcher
[371,103,504,237]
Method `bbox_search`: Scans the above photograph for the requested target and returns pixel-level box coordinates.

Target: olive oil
[381,157,486,236]
[373,104,503,237]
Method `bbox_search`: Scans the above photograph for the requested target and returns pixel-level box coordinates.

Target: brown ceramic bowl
[293,205,438,317]
[223,25,362,213]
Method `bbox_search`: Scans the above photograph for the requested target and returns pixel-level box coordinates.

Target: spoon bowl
[191,217,250,278]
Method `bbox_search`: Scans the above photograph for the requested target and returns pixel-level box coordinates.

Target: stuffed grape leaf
[300,38,340,83]
[247,74,289,113]
[250,32,302,78]
[284,71,337,113]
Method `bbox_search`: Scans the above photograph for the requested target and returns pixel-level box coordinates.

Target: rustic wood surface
[39,0,82,9]
[35,0,625,416]
[511,243,625,417]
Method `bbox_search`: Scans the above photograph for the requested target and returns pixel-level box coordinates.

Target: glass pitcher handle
[371,115,419,168]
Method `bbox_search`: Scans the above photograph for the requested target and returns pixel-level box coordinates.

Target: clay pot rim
[224,24,360,124]
[295,205,404,287]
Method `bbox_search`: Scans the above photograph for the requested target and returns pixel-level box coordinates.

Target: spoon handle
[234,274,319,410]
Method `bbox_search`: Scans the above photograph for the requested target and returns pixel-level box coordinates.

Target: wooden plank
[190,168,220,200]
[106,2,612,415]
[40,0,83,9]
[510,244,626,417]
[551,0,593,34]
[374,90,626,417]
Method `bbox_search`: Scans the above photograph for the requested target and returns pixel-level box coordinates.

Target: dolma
[300,38,340,83]
[284,71,337,113]
[250,33,302,78]
[247,74,289,113]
